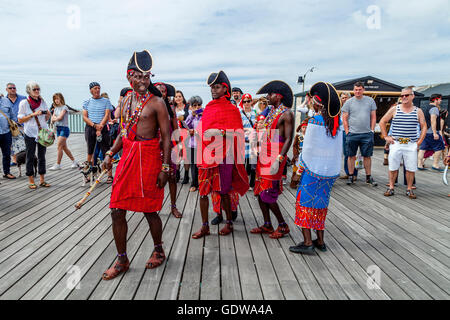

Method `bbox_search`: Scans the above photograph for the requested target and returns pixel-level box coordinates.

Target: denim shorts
[56,126,70,138]
[345,132,374,157]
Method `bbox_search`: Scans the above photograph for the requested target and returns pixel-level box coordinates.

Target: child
[185,96,203,192]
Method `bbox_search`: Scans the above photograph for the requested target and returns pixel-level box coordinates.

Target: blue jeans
[0,131,12,175]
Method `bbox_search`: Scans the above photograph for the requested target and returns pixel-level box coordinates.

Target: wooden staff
[75,169,108,210]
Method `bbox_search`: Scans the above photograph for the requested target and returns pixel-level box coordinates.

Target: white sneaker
[71,161,79,169]
[49,164,62,171]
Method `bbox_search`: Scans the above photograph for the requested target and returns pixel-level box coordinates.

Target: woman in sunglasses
[17,81,51,189]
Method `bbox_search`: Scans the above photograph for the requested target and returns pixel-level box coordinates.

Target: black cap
[309,81,341,118]
[89,82,100,90]
[127,50,153,73]
[232,87,243,94]
[120,87,132,97]
[207,70,231,100]
[256,80,294,108]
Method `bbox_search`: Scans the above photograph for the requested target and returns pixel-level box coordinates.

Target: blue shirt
[0,97,15,134]
[4,94,26,121]
[82,97,113,124]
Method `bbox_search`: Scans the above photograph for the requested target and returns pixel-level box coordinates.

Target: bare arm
[156,100,171,166]
[342,112,349,134]
[430,114,437,135]
[379,106,396,144]
[417,109,427,146]
[82,110,95,127]
[99,109,111,128]
[279,111,294,157]
[370,110,377,131]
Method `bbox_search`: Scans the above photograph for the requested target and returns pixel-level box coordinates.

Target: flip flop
[106,176,114,184]
[39,182,51,187]
[28,183,37,190]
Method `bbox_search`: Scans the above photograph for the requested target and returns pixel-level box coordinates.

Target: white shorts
[388,141,418,172]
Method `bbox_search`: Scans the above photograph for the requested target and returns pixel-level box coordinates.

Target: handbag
[34,113,55,147]
[0,108,20,137]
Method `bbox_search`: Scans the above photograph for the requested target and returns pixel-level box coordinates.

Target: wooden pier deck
[0,133,449,300]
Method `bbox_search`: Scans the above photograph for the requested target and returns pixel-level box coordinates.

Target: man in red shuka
[101,50,171,280]
[192,70,249,239]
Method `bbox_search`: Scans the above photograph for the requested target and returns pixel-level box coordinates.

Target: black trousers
[24,135,46,176]
[85,125,111,156]
[245,157,255,188]
[0,131,12,175]
[190,147,199,188]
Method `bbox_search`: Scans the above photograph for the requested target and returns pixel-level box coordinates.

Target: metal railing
[68,112,85,133]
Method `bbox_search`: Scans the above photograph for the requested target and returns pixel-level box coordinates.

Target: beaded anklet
[226,220,233,225]
[264,221,272,226]
[202,222,209,226]
[117,252,127,257]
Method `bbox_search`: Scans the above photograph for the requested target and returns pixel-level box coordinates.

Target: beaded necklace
[264,104,288,129]
[121,91,152,137]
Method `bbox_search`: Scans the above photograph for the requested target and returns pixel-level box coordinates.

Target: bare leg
[144,212,163,250]
[169,176,182,218]
[220,194,232,221]
[418,150,425,168]
[301,228,313,246]
[111,209,128,263]
[62,141,75,161]
[389,170,398,189]
[268,202,286,224]
[56,137,64,165]
[433,150,442,168]
[347,156,356,175]
[316,230,325,245]
[363,156,372,175]
[405,171,415,190]
[257,196,271,224]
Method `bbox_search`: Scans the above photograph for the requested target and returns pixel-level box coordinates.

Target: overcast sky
[0,0,449,108]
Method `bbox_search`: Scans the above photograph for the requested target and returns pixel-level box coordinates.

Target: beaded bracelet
[105,150,114,158]
[161,163,170,173]
[276,154,285,163]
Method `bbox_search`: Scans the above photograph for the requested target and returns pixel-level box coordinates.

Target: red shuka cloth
[197,96,249,196]
[110,132,164,213]
[256,112,287,181]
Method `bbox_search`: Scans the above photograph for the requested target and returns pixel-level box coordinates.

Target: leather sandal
[171,206,182,218]
[250,225,274,234]
[384,188,394,197]
[192,226,210,239]
[269,224,290,239]
[406,190,417,199]
[102,259,130,280]
[39,181,51,187]
[28,183,37,190]
[146,250,166,269]
[219,222,233,236]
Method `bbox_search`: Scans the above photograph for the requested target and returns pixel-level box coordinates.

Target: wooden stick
[75,169,108,210]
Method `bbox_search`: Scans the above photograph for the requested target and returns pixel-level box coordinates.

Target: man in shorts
[379,87,426,199]
[342,81,378,186]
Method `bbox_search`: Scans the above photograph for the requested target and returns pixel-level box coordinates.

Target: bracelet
[277,154,285,163]
[161,163,170,173]
[105,150,114,158]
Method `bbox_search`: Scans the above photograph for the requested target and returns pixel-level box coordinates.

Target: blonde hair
[53,93,66,106]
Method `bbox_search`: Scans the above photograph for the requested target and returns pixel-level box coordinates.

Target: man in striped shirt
[379,87,427,199]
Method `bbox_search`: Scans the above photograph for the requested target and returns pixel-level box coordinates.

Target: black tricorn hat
[256,80,293,108]
[232,87,243,94]
[154,82,176,97]
[207,70,231,100]
[127,50,153,73]
[309,82,341,118]
[120,87,132,97]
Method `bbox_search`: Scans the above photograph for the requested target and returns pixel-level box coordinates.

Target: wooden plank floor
[0,133,449,300]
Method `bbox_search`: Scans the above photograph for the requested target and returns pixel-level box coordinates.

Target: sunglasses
[7,87,16,90]
[243,100,252,103]
[400,94,411,98]
[33,88,41,92]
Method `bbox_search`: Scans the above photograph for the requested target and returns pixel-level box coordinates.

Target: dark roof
[417,83,450,97]
[295,75,424,97]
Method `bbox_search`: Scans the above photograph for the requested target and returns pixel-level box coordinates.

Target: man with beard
[192,70,249,239]
[101,50,171,280]
[251,81,294,239]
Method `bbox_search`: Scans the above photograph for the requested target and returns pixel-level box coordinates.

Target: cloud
[0,0,449,107]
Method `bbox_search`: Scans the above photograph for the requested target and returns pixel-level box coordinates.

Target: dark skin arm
[270,110,294,174]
